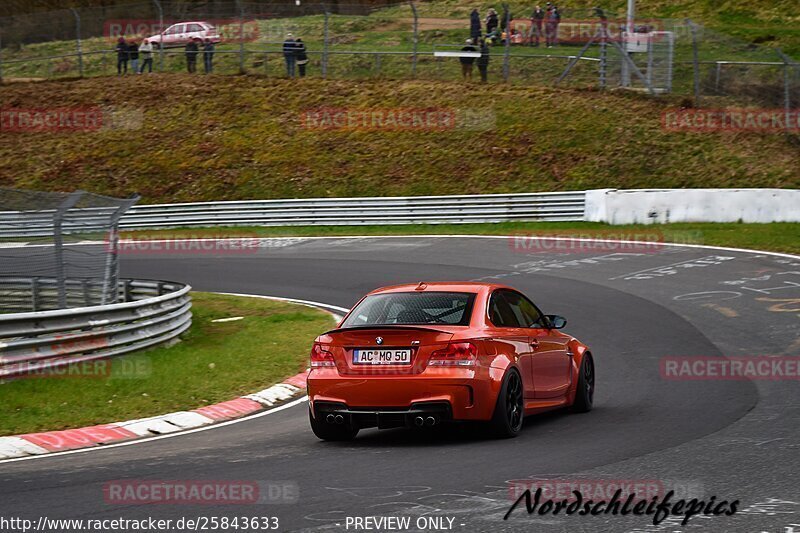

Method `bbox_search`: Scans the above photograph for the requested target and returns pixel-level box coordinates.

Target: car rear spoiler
[323,325,458,336]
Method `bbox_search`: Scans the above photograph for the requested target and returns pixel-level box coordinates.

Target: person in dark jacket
[545,3,561,47]
[283,33,297,77]
[470,8,481,43]
[477,38,490,83]
[128,40,139,74]
[529,5,545,46]
[115,37,128,76]
[203,38,215,74]
[460,38,477,80]
[295,38,309,77]
[485,8,499,37]
[185,38,199,73]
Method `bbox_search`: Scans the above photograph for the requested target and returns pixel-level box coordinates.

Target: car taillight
[310,344,335,367]
[429,342,478,366]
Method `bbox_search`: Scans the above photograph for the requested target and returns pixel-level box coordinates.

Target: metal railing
[115,192,586,229]
[0,278,191,380]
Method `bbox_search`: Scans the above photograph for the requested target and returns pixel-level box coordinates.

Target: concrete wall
[585,188,800,224]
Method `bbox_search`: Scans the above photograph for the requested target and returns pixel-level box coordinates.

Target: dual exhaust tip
[325,413,438,426]
[326,414,345,424]
[414,416,437,427]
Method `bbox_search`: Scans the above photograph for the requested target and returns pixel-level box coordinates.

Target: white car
[147,21,221,48]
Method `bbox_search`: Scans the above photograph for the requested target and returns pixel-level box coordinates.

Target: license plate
[353,348,412,365]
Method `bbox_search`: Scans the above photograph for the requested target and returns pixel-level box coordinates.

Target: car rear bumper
[313,401,452,429]
[308,370,498,422]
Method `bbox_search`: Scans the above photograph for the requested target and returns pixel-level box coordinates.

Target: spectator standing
[139,39,153,73]
[477,38,490,83]
[185,38,199,73]
[545,3,561,47]
[485,8,498,37]
[295,38,309,77]
[470,8,481,43]
[283,33,297,77]
[203,38,215,74]
[128,40,139,74]
[530,6,545,46]
[460,38,477,80]
[115,37,128,76]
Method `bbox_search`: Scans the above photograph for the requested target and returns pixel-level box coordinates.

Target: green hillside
[0,75,797,203]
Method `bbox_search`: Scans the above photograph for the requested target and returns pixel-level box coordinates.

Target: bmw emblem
[376,337,384,345]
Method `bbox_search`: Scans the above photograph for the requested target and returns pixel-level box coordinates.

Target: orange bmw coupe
[307,282,594,440]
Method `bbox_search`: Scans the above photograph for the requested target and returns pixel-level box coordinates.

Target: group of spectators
[281,33,310,77]
[469,3,563,49]
[458,3,563,82]
[184,38,216,74]
[114,36,216,75]
[115,37,154,75]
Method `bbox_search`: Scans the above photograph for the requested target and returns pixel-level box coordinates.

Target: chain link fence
[0,2,797,110]
[0,188,139,312]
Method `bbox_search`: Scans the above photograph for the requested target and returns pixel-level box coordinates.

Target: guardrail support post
[53,191,85,309]
[31,278,40,312]
[409,1,418,78]
[70,8,84,78]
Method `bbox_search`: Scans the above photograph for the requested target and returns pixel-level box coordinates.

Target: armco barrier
[0,279,191,380]
[3,190,799,236]
[117,193,587,230]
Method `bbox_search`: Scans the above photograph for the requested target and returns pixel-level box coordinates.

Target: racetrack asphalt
[1,236,797,532]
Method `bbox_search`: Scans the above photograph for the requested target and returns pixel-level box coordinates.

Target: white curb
[0,436,49,459]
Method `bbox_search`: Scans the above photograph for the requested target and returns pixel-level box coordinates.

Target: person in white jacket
[139,40,154,73]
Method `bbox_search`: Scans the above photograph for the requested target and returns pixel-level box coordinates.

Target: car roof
[368,282,516,295]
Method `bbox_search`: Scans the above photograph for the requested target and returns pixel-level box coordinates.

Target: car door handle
[529,339,540,349]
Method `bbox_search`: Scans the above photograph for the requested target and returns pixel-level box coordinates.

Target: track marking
[701,303,740,318]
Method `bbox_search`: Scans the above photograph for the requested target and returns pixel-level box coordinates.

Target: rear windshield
[342,292,476,327]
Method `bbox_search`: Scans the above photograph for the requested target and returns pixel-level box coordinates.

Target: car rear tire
[309,408,358,441]
[490,368,524,438]
[572,353,595,413]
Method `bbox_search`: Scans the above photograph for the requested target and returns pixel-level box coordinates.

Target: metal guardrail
[115,192,586,230]
[0,278,191,380]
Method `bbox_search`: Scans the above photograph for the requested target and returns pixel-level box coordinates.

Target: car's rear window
[342,292,476,327]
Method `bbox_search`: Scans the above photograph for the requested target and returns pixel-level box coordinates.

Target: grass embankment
[0,293,334,436]
[0,76,798,202]
[124,222,800,255]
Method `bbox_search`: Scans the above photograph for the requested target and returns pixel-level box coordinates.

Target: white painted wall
[584,188,800,224]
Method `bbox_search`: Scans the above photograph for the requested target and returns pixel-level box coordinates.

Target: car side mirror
[544,315,567,329]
